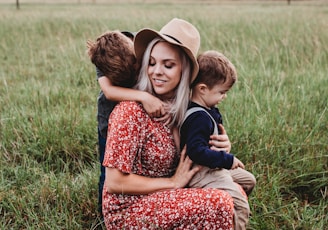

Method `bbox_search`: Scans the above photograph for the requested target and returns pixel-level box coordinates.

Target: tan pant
[188,167,256,230]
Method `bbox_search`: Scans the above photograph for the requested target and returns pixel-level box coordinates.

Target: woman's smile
[153,78,166,83]
[148,41,182,99]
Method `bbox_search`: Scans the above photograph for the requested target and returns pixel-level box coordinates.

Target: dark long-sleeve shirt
[96,68,118,139]
[180,102,234,169]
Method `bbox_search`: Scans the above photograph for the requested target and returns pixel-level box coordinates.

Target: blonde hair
[87,30,137,88]
[134,37,192,127]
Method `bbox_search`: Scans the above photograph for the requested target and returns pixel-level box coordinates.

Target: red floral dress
[102,101,233,229]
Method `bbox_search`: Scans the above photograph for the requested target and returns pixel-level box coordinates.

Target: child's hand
[141,94,173,125]
[86,40,94,49]
[209,124,231,153]
[231,157,245,169]
[141,92,165,118]
[155,112,172,126]
[154,103,172,126]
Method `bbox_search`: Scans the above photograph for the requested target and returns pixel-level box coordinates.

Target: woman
[102,18,234,229]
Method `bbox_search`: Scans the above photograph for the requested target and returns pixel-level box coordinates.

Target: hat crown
[159,18,200,58]
[134,18,200,83]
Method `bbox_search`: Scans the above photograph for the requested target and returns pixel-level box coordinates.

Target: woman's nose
[154,64,163,75]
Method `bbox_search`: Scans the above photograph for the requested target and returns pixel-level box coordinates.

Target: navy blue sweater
[180,102,234,169]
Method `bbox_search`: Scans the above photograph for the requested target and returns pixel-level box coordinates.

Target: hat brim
[134,28,199,83]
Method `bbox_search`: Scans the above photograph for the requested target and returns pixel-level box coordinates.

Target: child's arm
[181,113,234,169]
[98,76,165,117]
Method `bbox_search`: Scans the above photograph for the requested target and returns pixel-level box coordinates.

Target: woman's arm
[98,76,165,117]
[105,147,199,195]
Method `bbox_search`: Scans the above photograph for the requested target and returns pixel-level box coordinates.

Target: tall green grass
[1,1,327,229]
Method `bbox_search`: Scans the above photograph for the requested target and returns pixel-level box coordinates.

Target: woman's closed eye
[149,61,174,69]
[163,60,177,69]
[149,59,156,66]
[164,64,174,69]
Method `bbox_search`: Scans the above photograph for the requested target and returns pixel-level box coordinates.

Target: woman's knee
[205,189,234,213]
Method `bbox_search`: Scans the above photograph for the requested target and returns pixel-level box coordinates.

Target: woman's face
[147,41,182,100]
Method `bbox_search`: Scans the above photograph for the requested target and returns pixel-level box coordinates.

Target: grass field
[0,1,327,229]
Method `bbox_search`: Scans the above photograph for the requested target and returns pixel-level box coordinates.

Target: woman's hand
[170,146,200,189]
[209,124,232,153]
[105,147,200,195]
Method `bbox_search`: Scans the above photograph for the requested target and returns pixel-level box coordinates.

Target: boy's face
[203,83,231,108]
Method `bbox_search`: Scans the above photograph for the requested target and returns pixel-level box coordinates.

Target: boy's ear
[197,83,208,94]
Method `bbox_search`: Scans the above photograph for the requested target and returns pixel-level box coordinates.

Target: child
[180,50,256,230]
[87,30,165,216]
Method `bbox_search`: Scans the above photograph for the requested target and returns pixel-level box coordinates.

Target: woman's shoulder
[118,100,143,108]
[115,101,145,114]
[109,101,147,124]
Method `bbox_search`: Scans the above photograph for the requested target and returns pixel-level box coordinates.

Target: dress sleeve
[103,101,146,173]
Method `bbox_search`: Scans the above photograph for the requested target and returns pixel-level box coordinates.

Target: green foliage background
[0,1,327,229]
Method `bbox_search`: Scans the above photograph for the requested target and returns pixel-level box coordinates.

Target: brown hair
[87,30,137,88]
[192,50,237,89]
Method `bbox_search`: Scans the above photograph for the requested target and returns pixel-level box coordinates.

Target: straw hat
[134,18,200,83]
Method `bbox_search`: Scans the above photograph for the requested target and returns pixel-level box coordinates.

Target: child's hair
[87,30,137,88]
[191,50,237,89]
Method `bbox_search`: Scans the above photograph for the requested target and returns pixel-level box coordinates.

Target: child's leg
[98,129,106,217]
[189,168,250,230]
[230,168,256,196]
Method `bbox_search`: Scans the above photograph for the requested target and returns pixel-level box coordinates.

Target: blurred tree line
[15,0,294,10]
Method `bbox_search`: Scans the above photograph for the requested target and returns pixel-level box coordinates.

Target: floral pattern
[102,101,233,229]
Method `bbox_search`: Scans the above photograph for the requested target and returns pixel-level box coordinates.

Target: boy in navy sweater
[180,50,256,230]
